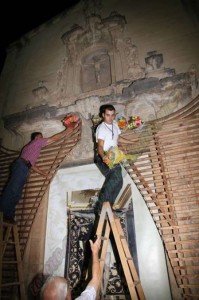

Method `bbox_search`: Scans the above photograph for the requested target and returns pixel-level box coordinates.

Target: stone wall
[0,0,198,153]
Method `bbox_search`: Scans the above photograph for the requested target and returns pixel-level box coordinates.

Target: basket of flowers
[116,114,144,131]
[62,114,79,127]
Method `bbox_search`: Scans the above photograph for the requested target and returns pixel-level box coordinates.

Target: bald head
[41,276,71,300]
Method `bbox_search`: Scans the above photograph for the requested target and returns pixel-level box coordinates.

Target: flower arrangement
[128,116,143,129]
[103,146,138,169]
[117,117,128,130]
[116,114,144,131]
[62,114,79,127]
[91,114,102,127]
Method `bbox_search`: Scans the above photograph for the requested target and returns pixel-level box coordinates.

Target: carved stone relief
[145,51,175,79]
[32,82,49,101]
[60,11,145,99]
[125,38,145,79]
[81,49,111,92]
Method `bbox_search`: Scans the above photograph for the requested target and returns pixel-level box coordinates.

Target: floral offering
[117,117,128,130]
[128,116,143,129]
[116,113,144,131]
[62,114,79,127]
[103,146,138,169]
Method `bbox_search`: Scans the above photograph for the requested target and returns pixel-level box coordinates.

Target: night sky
[0,1,80,73]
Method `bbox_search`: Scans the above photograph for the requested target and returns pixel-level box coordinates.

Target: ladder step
[126,257,133,261]
[2,222,16,226]
[134,281,141,287]
[2,241,16,245]
[2,261,19,264]
[1,282,20,287]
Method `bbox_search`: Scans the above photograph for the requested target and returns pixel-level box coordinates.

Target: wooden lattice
[120,95,199,299]
[1,96,199,298]
[0,122,82,258]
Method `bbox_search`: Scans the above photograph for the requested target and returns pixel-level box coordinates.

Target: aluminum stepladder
[0,212,26,300]
[96,202,145,300]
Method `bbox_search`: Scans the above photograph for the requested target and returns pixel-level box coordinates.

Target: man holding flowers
[0,122,78,224]
[95,104,125,211]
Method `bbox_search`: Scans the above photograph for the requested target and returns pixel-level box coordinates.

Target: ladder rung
[126,257,133,260]
[100,237,108,241]
[2,241,16,245]
[2,261,18,264]
[134,280,141,287]
[1,282,20,287]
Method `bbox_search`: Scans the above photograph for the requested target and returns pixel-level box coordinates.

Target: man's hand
[102,155,111,166]
[89,236,101,256]
[47,120,80,145]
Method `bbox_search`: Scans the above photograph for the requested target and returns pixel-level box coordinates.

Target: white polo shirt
[96,121,121,151]
[75,285,96,300]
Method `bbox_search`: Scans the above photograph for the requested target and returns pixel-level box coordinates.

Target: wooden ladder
[96,202,145,300]
[0,213,26,300]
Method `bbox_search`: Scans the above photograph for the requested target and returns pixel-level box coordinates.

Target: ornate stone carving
[125,38,145,80]
[60,11,144,97]
[145,51,175,79]
[83,0,102,19]
[32,82,49,101]
[81,49,111,92]
[145,51,163,71]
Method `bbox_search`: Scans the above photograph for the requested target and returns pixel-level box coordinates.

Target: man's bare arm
[47,121,79,145]
[97,139,105,159]
[87,237,101,292]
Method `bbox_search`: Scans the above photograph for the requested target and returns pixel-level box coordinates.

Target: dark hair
[31,132,42,141]
[99,104,115,117]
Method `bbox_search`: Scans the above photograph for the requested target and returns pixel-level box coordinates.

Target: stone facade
[0,1,198,296]
[0,0,198,151]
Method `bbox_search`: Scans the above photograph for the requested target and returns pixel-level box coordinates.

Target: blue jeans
[95,154,123,209]
[0,159,30,218]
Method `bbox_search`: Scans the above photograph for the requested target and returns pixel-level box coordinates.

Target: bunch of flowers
[91,114,102,127]
[103,146,138,169]
[62,114,79,127]
[116,114,143,131]
[128,116,143,129]
[117,117,128,130]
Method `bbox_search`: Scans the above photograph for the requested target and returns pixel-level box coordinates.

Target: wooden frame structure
[0,95,199,298]
[120,95,199,298]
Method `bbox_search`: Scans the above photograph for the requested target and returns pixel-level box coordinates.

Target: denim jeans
[0,159,30,218]
[95,154,123,209]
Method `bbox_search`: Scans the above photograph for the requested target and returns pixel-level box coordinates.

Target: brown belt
[20,157,32,168]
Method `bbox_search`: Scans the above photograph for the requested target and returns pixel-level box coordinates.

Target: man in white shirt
[95,104,123,211]
[41,237,101,300]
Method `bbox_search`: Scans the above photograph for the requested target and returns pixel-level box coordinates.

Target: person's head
[40,276,71,300]
[100,104,116,125]
[31,132,43,141]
